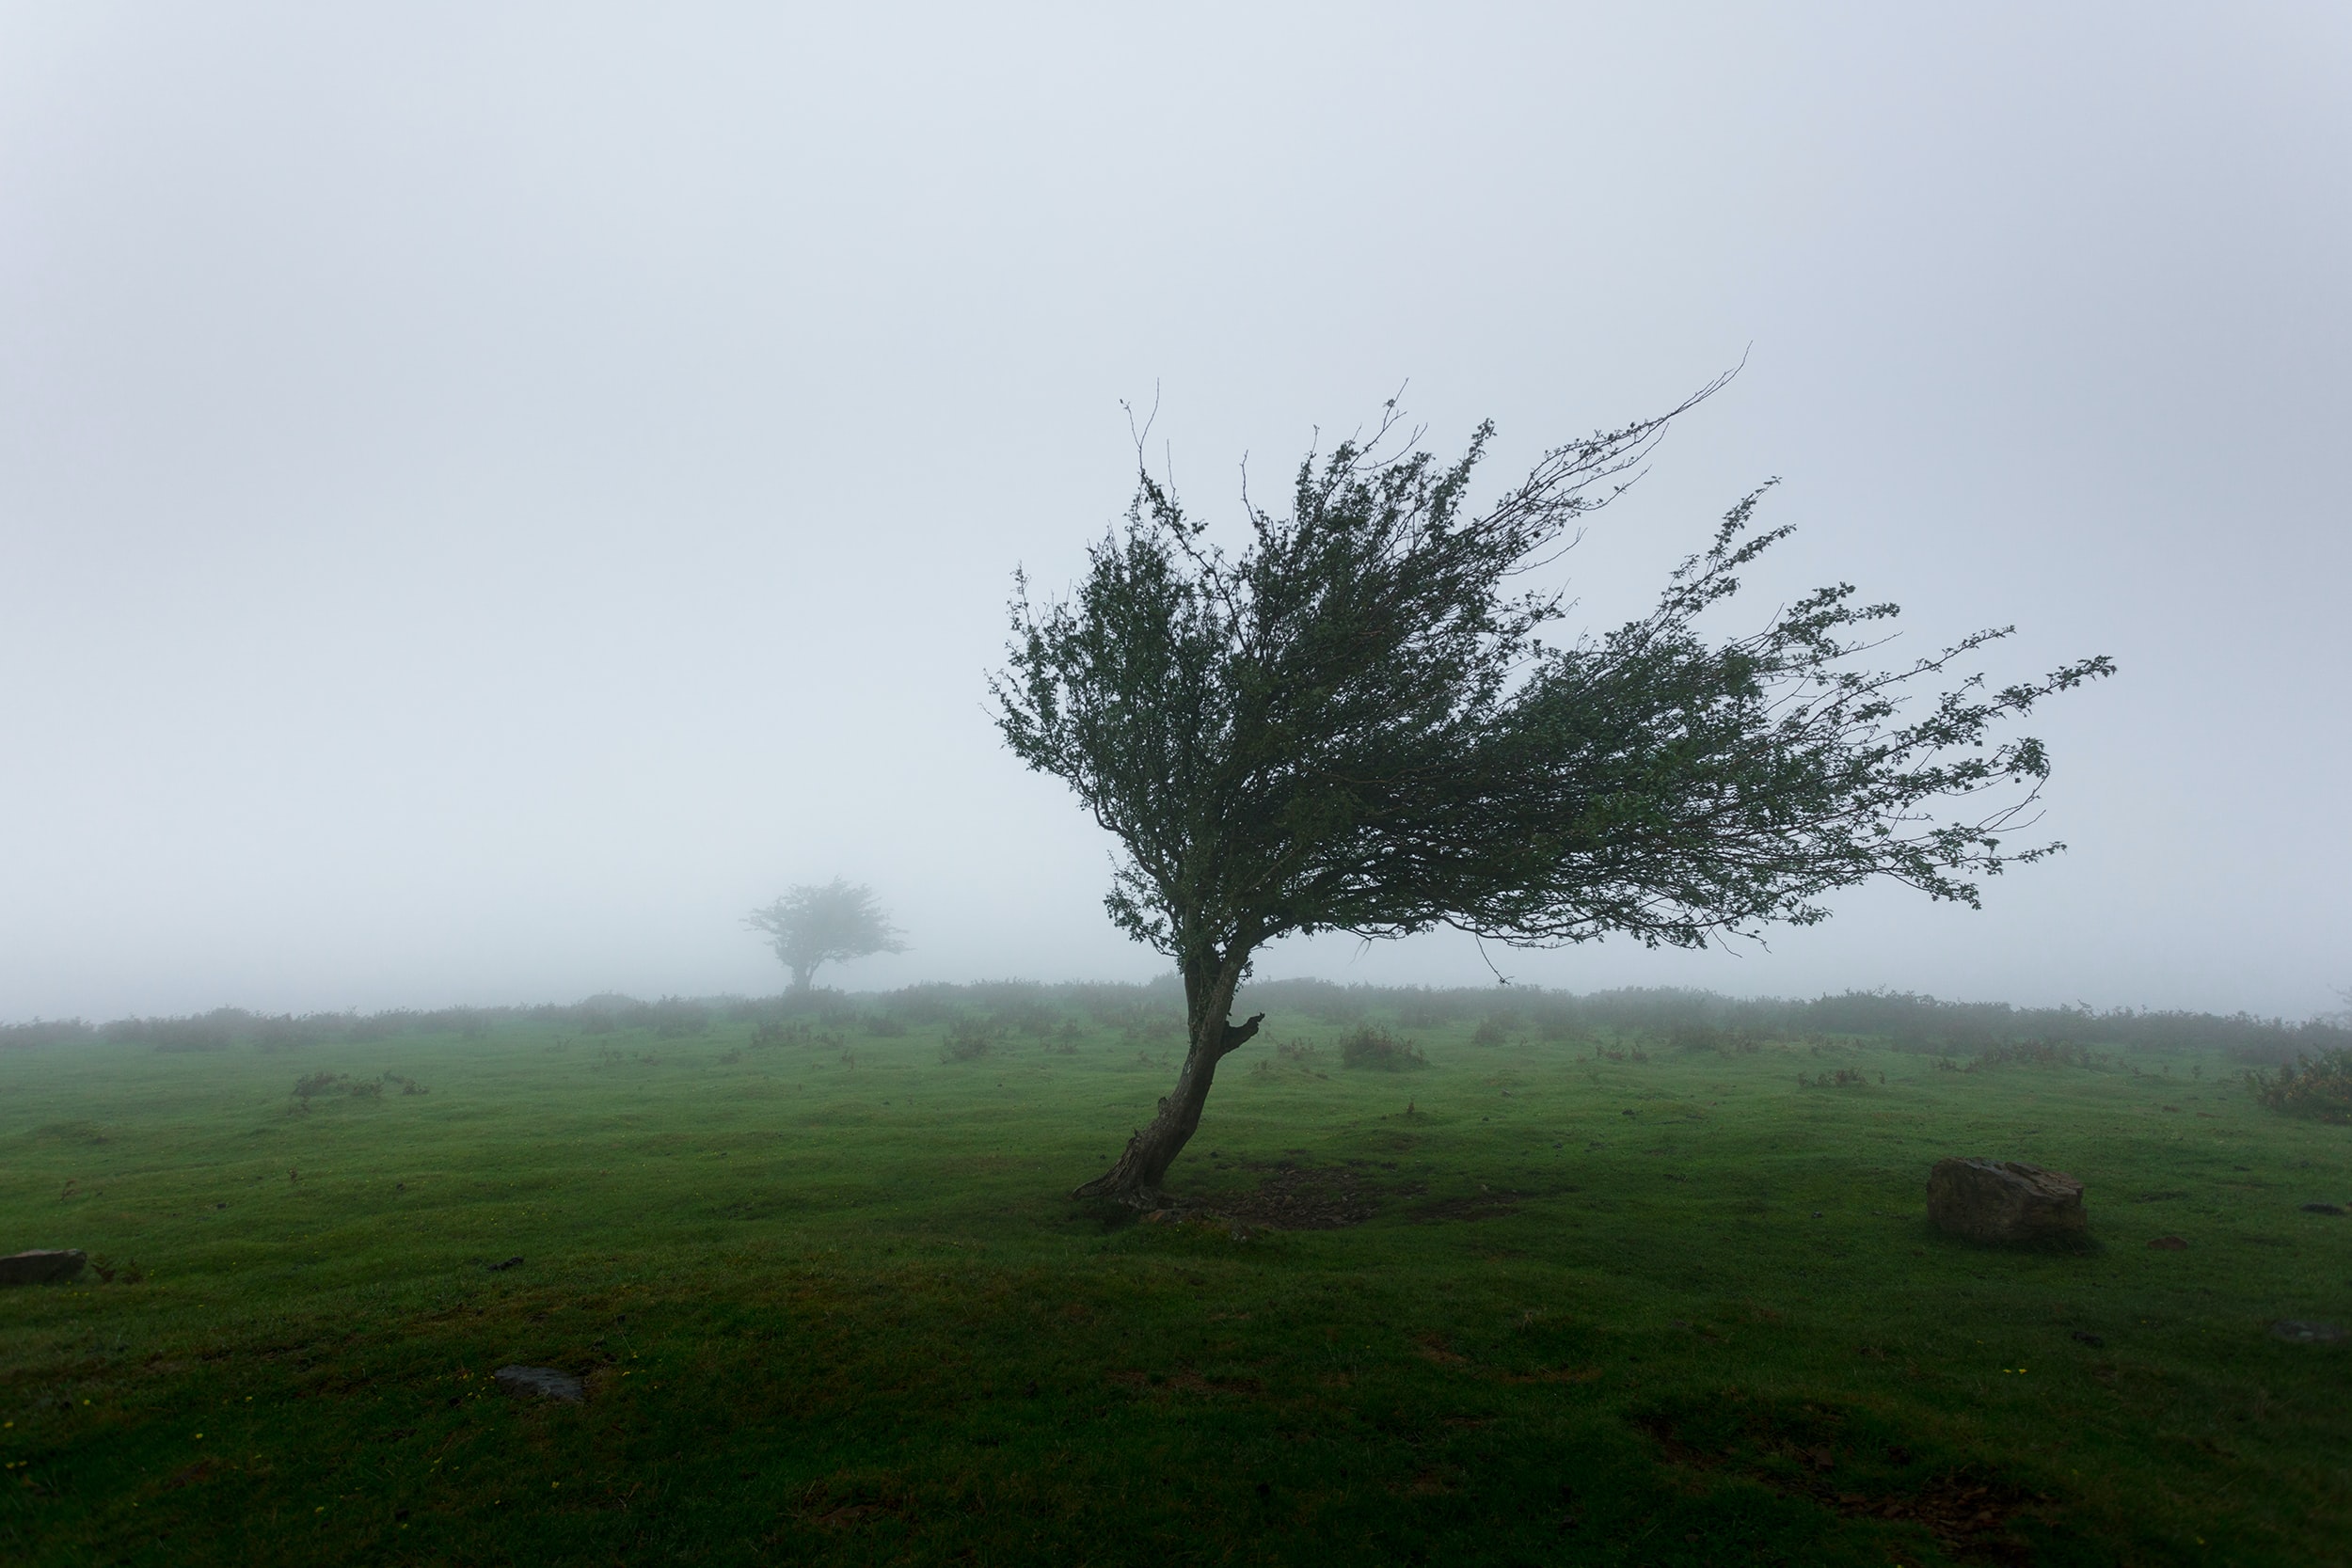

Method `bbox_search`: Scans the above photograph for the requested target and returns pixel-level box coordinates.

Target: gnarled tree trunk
[1073,951,1263,1204]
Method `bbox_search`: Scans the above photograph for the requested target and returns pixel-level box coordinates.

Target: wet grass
[2,1011,2347,1565]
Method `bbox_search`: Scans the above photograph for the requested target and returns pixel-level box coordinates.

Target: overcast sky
[3,3,2346,1022]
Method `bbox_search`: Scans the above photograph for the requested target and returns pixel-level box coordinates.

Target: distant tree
[993,388,2112,1203]
[745,879,906,992]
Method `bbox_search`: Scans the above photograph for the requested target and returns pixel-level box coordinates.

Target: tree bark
[1073,951,1263,1204]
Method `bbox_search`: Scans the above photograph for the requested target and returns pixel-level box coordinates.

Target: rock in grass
[493,1365,584,1402]
[0,1249,87,1286]
[2269,1321,2344,1344]
[1926,1158,2087,1244]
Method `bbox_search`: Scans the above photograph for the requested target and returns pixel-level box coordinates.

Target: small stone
[2269,1321,2344,1344]
[2147,1235,2187,1251]
[1926,1158,2087,1245]
[493,1366,584,1402]
[0,1249,86,1287]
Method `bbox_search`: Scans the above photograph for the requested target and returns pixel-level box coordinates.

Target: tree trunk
[1073,951,1263,1204]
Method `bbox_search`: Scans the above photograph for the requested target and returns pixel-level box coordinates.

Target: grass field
[3,992,2347,1566]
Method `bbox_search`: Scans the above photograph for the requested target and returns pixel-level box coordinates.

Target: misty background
[2,4,2345,1022]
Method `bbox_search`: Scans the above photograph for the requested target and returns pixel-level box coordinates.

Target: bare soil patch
[1633,1402,2049,1563]
[1206,1161,1418,1229]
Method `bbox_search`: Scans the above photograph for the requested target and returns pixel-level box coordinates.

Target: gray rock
[0,1249,87,1286]
[2270,1321,2344,1344]
[1927,1158,2087,1244]
[493,1365,584,1402]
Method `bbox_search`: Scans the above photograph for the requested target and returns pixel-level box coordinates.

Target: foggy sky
[3,4,2346,1022]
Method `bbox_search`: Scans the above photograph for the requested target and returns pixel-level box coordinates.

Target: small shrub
[1471,1014,1519,1046]
[1340,1026,1425,1071]
[650,998,711,1038]
[2250,1051,2352,1125]
[863,1013,910,1037]
[1966,1038,2110,1071]
[1532,1008,1583,1042]
[292,1072,384,1104]
[1798,1068,1867,1088]
[1120,1010,1184,1046]
[941,1016,1000,1062]
[1276,1039,1320,1064]
[751,1021,835,1049]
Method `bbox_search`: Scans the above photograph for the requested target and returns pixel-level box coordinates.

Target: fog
[3,4,2345,1022]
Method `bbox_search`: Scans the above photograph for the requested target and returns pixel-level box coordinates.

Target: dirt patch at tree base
[1214,1162,1416,1227]
[1116,1161,1414,1229]
[1633,1401,2050,1563]
[1125,1162,1551,1231]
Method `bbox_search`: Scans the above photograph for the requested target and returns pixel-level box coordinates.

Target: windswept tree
[745,879,906,992]
[993,388,2111,1203]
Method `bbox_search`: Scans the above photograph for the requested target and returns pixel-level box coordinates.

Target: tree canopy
[744,879,906,992]
[993,389,2111,1200]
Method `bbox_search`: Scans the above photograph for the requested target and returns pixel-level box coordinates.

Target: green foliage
[290,1071,382,1103]
[1469,1013,1518,1046]
[1337,1025,1426,1071]
[2250,1049,2352,1124]
[993,391,2111,976]
[939,1015,1000,1062]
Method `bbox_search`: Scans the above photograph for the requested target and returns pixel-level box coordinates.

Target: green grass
[3,1009,2347,1565]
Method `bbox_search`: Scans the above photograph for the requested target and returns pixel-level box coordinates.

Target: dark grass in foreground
[2,1005,2348,1565]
